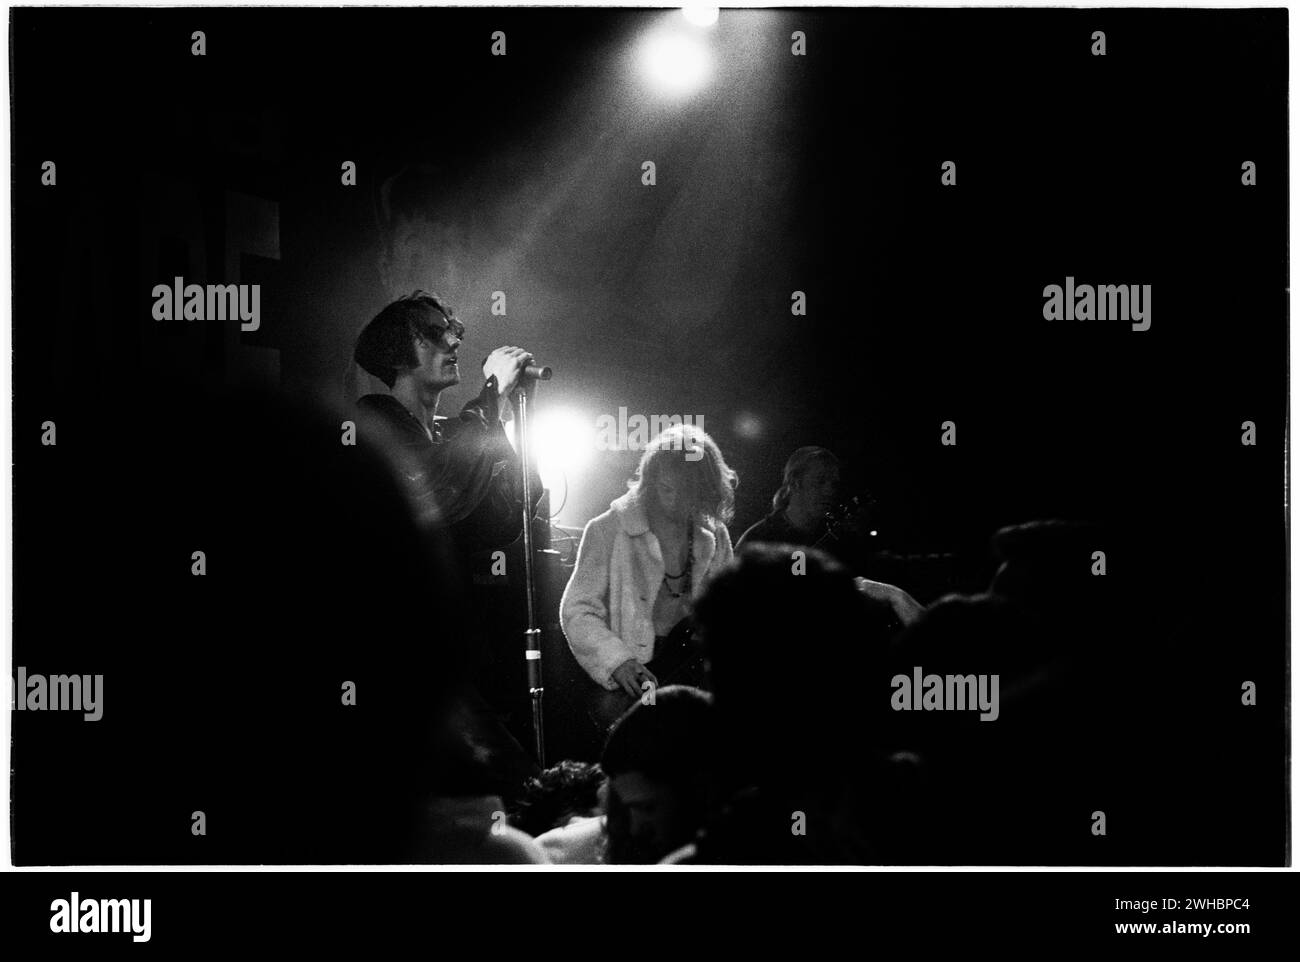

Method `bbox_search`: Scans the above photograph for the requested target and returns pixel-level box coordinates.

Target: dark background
[9,7,1288,864]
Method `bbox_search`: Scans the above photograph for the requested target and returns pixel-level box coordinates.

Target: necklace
[661,518,694,599]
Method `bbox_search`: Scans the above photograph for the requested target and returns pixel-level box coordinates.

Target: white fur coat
[560,490,734,689]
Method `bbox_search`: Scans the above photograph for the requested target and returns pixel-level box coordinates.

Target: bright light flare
[639,30,712,97]
[681,6,719,28]
[529,407,596,496]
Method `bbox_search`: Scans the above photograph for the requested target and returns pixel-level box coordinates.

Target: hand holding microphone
[482,346,551,398]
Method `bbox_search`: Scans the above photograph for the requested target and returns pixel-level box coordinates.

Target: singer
[353,288,544,799]
[353,289,540,552]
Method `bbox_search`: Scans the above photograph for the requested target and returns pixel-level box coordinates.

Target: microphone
[522,363,552,381]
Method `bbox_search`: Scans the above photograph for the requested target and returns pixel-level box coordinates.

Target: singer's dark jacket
[356,377,545,798]
[357,376,542,554]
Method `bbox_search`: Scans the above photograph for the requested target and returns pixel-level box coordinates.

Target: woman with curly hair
[561,424,738,728]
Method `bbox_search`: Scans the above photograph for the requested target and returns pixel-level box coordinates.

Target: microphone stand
[514,378,546,767]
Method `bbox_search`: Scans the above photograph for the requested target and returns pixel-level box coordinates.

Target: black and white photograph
[2,0,1294,942]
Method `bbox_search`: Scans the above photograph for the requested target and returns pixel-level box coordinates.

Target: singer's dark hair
[354,290,463,388]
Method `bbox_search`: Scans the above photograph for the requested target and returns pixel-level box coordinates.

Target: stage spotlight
[639,29,712,97]
[681,6,719,28]
[530,406,596,496]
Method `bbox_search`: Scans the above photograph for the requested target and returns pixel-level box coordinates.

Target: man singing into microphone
[354,289,544,800]
[354,289,538,551]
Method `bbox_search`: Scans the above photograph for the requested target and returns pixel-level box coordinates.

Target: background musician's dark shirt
[737,510,822,551]
[737,509,872,574]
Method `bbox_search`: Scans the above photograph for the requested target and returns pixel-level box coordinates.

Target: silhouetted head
[600,686,715,864]
[692,543,893,789]
[509,761,607,837]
